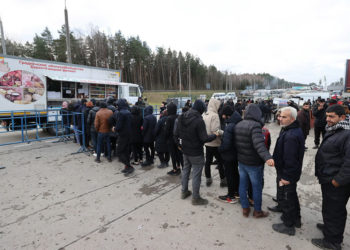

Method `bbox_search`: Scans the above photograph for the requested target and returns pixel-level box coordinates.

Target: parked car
[211,92,226,100]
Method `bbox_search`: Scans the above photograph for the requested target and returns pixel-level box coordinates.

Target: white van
[211,92,226,100]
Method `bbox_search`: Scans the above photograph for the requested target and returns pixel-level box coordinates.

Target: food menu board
[90,84,105,99]
[0,70,45,104]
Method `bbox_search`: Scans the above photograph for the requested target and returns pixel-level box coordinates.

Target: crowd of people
[61,95,349,250]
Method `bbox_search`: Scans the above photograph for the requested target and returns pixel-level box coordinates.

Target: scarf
[325,114,350,131]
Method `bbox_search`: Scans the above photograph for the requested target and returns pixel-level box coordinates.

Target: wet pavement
[0,122,349,249]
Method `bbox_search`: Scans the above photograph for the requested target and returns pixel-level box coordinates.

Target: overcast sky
[1,0,350,84]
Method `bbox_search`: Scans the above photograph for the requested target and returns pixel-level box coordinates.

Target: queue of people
[61,95,349,250]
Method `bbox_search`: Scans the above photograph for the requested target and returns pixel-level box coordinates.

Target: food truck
[0,54,142,131]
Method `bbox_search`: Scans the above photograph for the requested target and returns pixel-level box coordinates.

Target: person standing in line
[312,105,350,250]
[203,98,226,187]
[218,105,242,203]
[271,107,305,236]
[141,106,157,166]
[297,102,311,150]
[312,99,327,149]
[112,99,134,174]
[154,109,170,169]
[234,104,274,218]
[174,100,217,205]
[130,106,143,165]
[87,101,100,156]
[164,103,182,175]
[94,102,113,163]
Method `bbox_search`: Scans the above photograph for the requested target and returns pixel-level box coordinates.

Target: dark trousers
[91,131,98,153]
[321,183,350,244]
[144,142,155,162]
[110,134,117,155]
[131,142,143,162]
[279,181,301,227]
[314,126,326,146]
[97,132,111,160]
[158,152,170,164]
[117,137,130,167]
[223,160,239,197]
[205,146,225,179]
[169,142,182,170]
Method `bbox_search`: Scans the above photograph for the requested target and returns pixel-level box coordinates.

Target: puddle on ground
[135,176,180,196]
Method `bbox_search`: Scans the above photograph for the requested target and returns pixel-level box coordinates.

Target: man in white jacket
[203,98,226,187]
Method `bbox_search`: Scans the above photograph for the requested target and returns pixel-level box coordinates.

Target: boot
[242,207,251,217]
[181,190,192,199]
[192,197,208,206]
[272,223,295,236]
[253,210,269,218]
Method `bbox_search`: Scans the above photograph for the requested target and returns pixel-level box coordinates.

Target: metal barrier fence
[0,109,87,154]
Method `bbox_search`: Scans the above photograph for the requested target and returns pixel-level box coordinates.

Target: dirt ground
[0,122,349,250]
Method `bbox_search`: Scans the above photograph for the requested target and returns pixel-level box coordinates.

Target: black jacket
[312,105,327,128]
[112,99,132,138]
[164,103,177,146]
[219,111,242,162]
[315,125,350,186]
[154,115,168,153]
[142,106,157,143]
[234,104,272,166]
[87,107,100,133]
[273,120,305,183]
[130,106,143,144]
[175,107,216,156]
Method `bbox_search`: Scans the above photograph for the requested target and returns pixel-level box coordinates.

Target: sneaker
[101,153,105,156]
[206,178,213,187]
[268,205,282,213]
[93,153,97,157]
[234,192,240,199]
[192,197,208,206]
[218,195,238,204]
[167,169,181,176]
[131,161,139,165]
[157,163,168,169]
[220,178,227,187]
[107,158,112,163]
[181,190,192,199]
[272,223,295,236]
[311,238,341,250]
[312,145,319,149]
[95,158,101,163]
[141,161,151,167]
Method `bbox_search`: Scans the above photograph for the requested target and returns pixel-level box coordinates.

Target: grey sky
[1,0,350,84]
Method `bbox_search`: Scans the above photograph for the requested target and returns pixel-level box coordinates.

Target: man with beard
[312,105,350,250]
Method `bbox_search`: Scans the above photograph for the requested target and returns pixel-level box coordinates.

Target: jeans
[97,132,111,160]
[73,125,80,145]
[238,162,263,211]
[321,182,350,244]
[182,154,205,199]
[91,131,98,153]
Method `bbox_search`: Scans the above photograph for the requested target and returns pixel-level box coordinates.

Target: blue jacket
[142,106,157,143]
[219,111,242,162]
[273,120,305,183]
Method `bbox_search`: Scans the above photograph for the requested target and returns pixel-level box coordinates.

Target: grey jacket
[234,104,272,166]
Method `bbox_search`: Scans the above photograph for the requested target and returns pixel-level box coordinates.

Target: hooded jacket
[273,120,305,183]
[315,118,350,186]
[164,102,178,146]
[130,106,143,143]
[113,99,132,138]
[87,106,100,133]
[234,104,272,166]
[175,100,216,156]
[203,98,222,147]
[142,106,157,143]
[219,111,242,162]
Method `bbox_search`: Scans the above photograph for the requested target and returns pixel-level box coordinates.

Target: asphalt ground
[0,122,349,250]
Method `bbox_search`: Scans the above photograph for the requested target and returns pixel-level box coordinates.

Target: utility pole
[64,0,72,63]
[178,54,181,92]
[0,17,6,55]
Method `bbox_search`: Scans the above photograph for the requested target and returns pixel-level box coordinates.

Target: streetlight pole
[0,17,6,55]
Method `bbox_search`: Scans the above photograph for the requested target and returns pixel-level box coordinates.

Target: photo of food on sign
[0,70,45,104]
